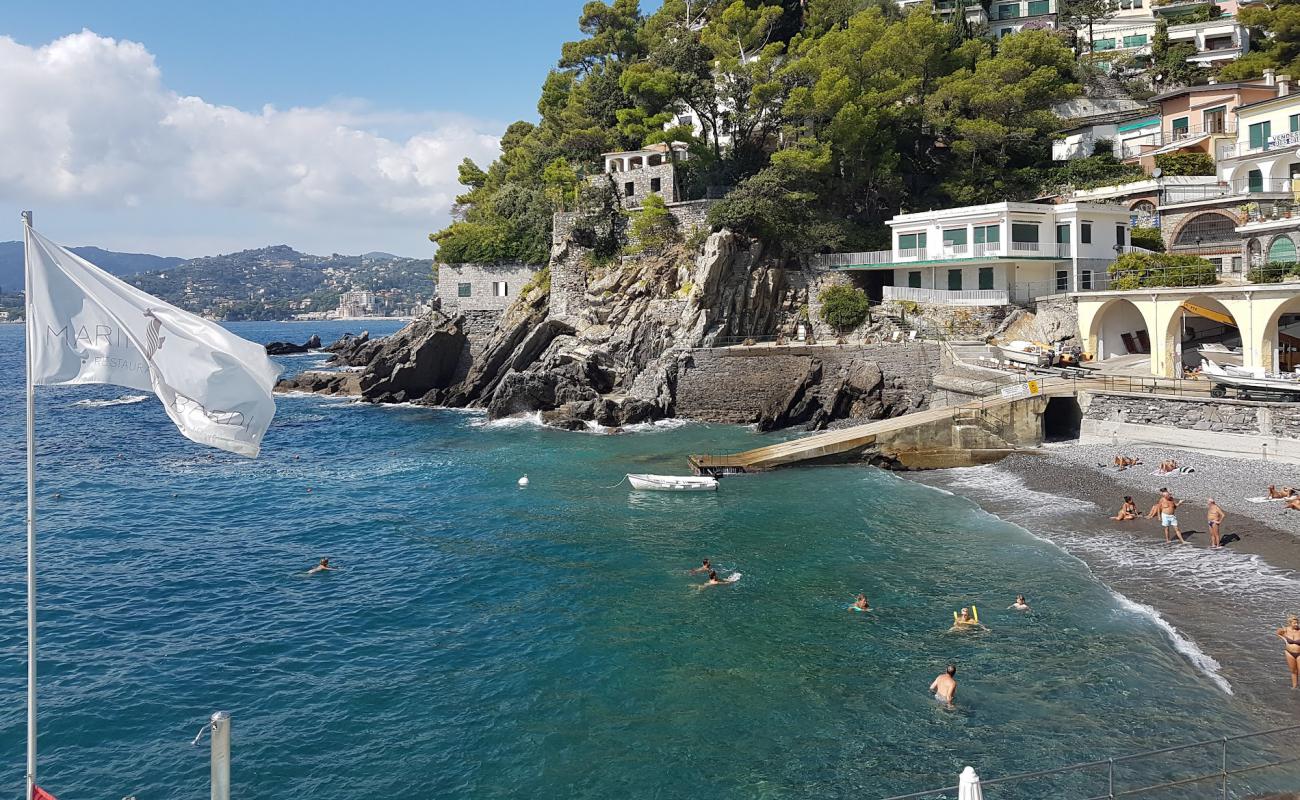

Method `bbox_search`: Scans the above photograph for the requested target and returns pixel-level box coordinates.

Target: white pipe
[22,209,36,800]
[210,711,230,800]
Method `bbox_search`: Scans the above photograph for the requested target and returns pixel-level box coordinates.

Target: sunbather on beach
[1286,497,1300,511]
[1207,499,1225,549]
[1267,485,1298,499]
[1111,496,1138,521]
[1113,455,1142,469]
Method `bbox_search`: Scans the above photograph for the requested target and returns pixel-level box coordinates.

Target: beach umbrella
[958,766,984,800]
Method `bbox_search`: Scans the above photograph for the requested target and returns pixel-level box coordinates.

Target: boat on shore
[1202,358,1300,402]
[627,473,718,492]
[1194,342,1244,367]
[997,340,1055,368]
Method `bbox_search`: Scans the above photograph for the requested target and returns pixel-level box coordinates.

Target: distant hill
[0,241,183,292]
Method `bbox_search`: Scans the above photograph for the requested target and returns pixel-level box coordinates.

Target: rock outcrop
[275,371,356,395]
[323,332,383,367]
[265,334,321,355]
[358,314,466,403]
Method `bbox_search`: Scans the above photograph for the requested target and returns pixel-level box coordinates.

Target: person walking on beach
[929,664,958,706]
[1147,490,1185,543]
[1276,615,1300,689]
[1111,496,1138,521]
[1206,499,1225,549]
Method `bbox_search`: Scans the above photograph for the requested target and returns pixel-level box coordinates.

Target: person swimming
[950,606,981,630]
[689,558,712,575]
[700,570,732,587]
[852,593,870,612]
[929,664,958,706]
[306,558,337,575]
[1009,594,1030,611]
[1277,615,1300,689]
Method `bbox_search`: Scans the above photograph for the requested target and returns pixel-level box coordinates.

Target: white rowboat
[997,340,1054,368]
[627,473,719,492]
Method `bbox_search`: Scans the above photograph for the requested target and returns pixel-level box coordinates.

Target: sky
[0,1,598,258]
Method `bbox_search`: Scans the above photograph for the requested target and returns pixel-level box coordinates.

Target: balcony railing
[1163,177,1298,204]
[807,244,1152,269]
[1116,124,1237,158]
[882,286,1010,306]
[1220,130,1300,159]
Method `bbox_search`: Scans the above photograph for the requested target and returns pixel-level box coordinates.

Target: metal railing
[1221,130,1300,160]
[881,723,1300,800]
[1115,124,1236,158]
[1162,177,1296,204]
[810,245,1154,271]
[883,286,1009,306]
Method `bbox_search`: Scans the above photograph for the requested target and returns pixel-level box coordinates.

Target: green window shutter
[918,232,927,249]
[1094,38,1116,50]
[984,225,1000,243]
[1291,114,1299,133]
[457,283,472,298]
[1122,34,1147,47]
[1268,237,1297,264]
[1248,169,1263,192]
[1056,224,1070,244]
[1250,122,1271,149]
[908,271,922,288]
[978,267,994,290]
[1027,0,1049,13]
[943,228,968,246]
[1172,117,1189,134]
[1012,223,1038,243]
[948,269,963,291]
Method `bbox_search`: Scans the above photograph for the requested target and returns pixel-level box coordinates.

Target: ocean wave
[1108,590,1234,695]
[72,394,149,408]
[471,411,544,429]
[622,418,693,432]
[939,465,1099,515]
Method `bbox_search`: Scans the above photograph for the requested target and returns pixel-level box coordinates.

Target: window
[1001,27,1014,36]
[1174,213,1237,246]
[1268,236,1298,264]
[492,281,508,297]
[943,228,968,246]
[457,283,472,298]
[1116,225,1126,247]
[1171,117,1189,137]
[1027,0,1049,13]
[1081,270,1093,290]
[1203,106,1226,134]
[1122,34,1148,48]
[1056,270,1069,292]
[978,267,994,290]
[1207,258,1223,273]
[1232,256,1242,274]
[1292,114,1300,133]
[908,270,922,288]
[948,269,963,291]
[624,182,635,197]
[1081,222,1092,243]
[973,224,1000,244]
[1011,223,1039,242]
[996,3,1018,17]
[1056,224,1071,244]
[650,177,661,193]
[678,115,693,126]
[1248,168,1263,193]
[1249,120,1272,150]
[898,232,927,251]
[1093,37,1116,51]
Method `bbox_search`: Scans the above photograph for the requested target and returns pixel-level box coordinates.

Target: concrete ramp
[689,381,1078,474]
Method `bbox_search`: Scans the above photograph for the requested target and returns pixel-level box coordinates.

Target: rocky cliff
[278,223,932,432]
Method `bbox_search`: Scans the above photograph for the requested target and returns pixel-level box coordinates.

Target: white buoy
[518,475,529,487]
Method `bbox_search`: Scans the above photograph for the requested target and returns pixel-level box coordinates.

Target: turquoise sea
[0,320,1294,799]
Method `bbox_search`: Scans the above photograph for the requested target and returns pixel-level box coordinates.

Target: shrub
[1155,152,1215,176]
[1247,261,1297,284]
[685,224,711,252]
[520,266,551,297]
[1108,252,1216,289]
[818,285,871,332]
[626,194,678,255]
[1129,226,1165,252]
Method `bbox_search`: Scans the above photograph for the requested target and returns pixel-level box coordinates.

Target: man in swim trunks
[1206,499,1225,549]
[689,558,712,575]
[1277,615,1300,689]
[307,558,336,575]
[929,664,958,705]
[1147,490,1185,543]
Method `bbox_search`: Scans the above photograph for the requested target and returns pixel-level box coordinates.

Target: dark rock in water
[305,334,321,349]
[359,314,465,402]
[324,331,368,352]
[322,331,382,367]
[265,336,321,355]
[274,371,354,395]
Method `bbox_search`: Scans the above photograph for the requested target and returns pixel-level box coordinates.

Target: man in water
[306,558,337,575]
[698,570,735,588]
[1206,499,1225,549]
[1009,594,1030,611]
[853,593,870,612]
[929,664,958,706]
[689,558,712,575]
[1147,489,1185,543]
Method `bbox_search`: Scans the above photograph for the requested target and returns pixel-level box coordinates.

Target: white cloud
[0,31,504,256]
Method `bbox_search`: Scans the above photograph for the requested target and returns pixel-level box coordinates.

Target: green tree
[1058,0,1117,54]
[818,285,871,332]
[1154,151,1215,176]
[542,157,581,210]
[1219,3,1300,80]
[1108,252,1216,289]
[626,193,680,253]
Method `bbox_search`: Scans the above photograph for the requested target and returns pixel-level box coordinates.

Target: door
[978,267,994,290]
[947,269,963,291]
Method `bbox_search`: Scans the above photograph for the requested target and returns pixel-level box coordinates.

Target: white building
[814,202,1135,303]
[336,289,376,318]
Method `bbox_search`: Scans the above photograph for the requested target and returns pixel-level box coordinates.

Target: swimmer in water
[929,664,958,706]
[696,570,736,589]
[689,558,712,575]
[306,558,337,575]
[853,593,870,612]
[1009,594,1030,611]
[1277,615,1300,689]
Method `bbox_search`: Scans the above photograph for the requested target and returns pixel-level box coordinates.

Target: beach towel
[1247,496,1287,503]
[1151,467,1195,476]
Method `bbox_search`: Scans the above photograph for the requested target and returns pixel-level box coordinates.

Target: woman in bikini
[1276,615,1300,689]
[1111,496,1138,521]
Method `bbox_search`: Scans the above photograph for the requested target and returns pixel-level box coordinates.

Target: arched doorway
[1248,238,1264,267]
[1131,201,1157,228]
[1264,295,1300,374]
[1165,294,1240,375]
[1173,213,1238,248]
[1090,298,1151,364]
[1266,234,1299,267]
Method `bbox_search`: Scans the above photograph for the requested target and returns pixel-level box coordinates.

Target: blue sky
[0,1,600,257]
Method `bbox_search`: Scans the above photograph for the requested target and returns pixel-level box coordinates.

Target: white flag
[25,226,280,457]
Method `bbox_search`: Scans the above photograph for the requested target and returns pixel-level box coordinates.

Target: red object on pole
[33,787,57,800]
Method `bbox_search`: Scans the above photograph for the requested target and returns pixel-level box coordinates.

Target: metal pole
[210,711,231,800]
[22,209,36,800]
[1108,757,1115,799]
[1221,737,1228,800]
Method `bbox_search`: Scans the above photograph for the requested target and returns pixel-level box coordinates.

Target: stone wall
[881,300,1010,338]
[587,163,680,206]
[438,262,540,313]
[1082,392,1300,439]
[674,342,938,423]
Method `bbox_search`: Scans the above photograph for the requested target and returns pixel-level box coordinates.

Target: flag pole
[22,209,37,800]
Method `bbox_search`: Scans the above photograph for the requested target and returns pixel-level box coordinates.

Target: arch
[1130,200,1158,228]
[1088,298,1156,364]
[647,154,663,166]
[1266,234,1298,264]
[1262,294,1300,373]
[1172,212,1238,247]
[627,156,644,170]
[1163,293,1240,376]
[1248,238,1264,267]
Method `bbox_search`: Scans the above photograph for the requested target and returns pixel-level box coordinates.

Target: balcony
[1117,123,1237,158]
[808,242,1150,269]
[1162,177,1298,204]
[1219,130,1300,160]
[882,286,1010,306]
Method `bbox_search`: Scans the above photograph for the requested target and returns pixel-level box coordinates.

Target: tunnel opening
[1043,397,1082,441]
